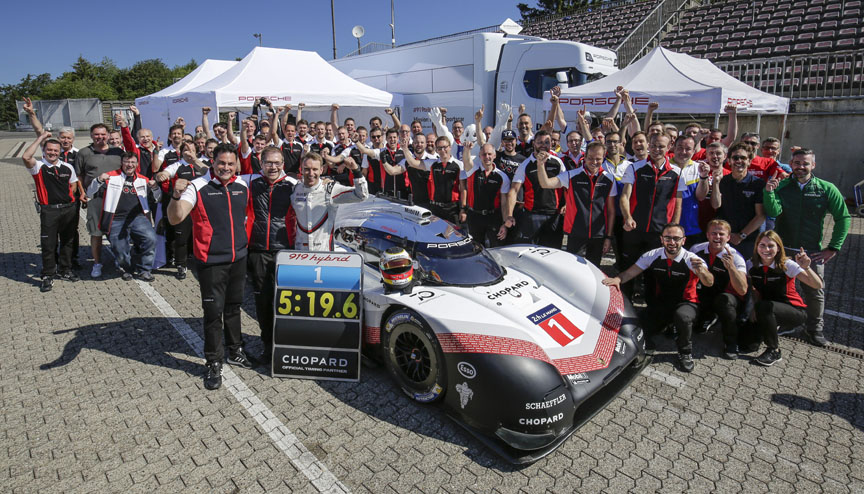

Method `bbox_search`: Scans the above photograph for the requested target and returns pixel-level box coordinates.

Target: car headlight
[495,426,559,450]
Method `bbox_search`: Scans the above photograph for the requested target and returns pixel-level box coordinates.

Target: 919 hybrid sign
[272,251,363,381]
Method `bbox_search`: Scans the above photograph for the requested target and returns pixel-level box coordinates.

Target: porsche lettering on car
[329,197,649,463]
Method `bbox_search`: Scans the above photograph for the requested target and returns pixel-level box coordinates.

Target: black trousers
[172,216,193,268]
[517,210,562,248]
[467,210,503,247]
[621,229,662,299]
[700,292,742,347]
[247,250,277,352]
[756,299,806,350]
[640,302,699,353]
[40,205,78,277]
[198,258,247,363]
[566,236,605,267]
[160,195,177,261]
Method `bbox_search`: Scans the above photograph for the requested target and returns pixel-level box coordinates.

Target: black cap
[502,130,517,140]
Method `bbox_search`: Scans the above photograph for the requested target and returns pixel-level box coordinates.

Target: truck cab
[330,32,618,133]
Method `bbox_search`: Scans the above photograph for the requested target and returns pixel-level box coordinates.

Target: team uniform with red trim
[30,159,79,277]
[421,157,463,223]
[178,174,251,364]
[692,242,747,349]
[462,164,511,246]
[366,145,410,199]
[556,166,617,265]
[512,154,566,247]
[635,247,703,353]
[748,259,808,350]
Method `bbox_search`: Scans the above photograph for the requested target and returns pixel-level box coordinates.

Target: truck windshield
[523,67,606,99]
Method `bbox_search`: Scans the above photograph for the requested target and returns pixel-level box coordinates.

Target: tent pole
[756,113,762,134]
[714,112,720,129]
[779,113,788,162]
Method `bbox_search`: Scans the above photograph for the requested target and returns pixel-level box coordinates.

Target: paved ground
[1,135,863,493]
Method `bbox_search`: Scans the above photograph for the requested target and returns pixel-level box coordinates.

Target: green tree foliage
[518,0,602,21]
[0,55,198,125]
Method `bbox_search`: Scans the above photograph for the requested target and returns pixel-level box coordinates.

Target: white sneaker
[91,263,103,278]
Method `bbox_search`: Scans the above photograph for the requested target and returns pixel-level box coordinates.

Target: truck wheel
[382,310,446,403]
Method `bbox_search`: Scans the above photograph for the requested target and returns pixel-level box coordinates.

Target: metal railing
[342,42,394,58]
[341,25,502,58]
[716,50,864,100]
[614,0,696,66]
[520,0,659,25]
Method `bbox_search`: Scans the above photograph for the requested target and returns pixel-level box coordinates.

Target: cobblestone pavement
[1,155,862,493]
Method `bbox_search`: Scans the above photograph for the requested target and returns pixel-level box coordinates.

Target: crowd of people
[20,86,851,388]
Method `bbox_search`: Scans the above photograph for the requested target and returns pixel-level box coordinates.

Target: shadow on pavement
[0,251,44,287]
[39,317,203,377]
[771,392,864,432]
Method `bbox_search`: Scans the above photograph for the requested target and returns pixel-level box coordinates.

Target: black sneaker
[59,271,79,282]
[740,343,761,354]
[164,257,176,268]
[227,348,253,369]
[120,270,133,281]
[176,266,187,280]
[203,361,223,390]
[677,353,695,372]
[722,344,739,360]
[696,315,718,334]
[801,331,828,348]
[40,276,54,293]
[135,271,155,282]
[755,348,782,366]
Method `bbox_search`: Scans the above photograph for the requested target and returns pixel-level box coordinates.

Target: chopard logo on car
[487,281,529,300]
[457,362,476,379]
[525,393,567,410]
[519,413,564,426]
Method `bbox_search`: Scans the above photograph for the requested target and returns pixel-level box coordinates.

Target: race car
[332,197,649,464]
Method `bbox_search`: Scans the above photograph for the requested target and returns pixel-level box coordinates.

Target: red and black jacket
[560,166,616,238]
[427,158,462,205]
[748,260,806,308]
[636,247,701,305]
[245,174,297,251]
[186,175,249,264]
[515,155,565,214]
[464,166,510,213]
[625,158,682,233]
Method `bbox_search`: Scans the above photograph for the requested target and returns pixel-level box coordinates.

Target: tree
[0,73,51,125]
[114,59,173,99]
[517,0,600,21]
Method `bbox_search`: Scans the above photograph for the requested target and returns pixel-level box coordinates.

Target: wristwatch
[739,232,748,240]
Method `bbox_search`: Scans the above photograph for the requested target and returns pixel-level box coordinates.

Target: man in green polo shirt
[763,148,850,347]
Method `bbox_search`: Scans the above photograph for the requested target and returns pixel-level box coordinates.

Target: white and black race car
[333,197,649,463]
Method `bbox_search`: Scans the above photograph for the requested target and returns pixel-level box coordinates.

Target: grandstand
[520,0,864,99]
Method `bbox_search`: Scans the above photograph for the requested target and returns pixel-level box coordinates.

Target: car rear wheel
[382,310,446,403]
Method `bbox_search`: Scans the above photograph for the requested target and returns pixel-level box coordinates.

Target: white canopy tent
[135,59,237,141]
[548,47,790,117]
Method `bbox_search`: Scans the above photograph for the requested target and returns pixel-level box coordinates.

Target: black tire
[382,309,447,403]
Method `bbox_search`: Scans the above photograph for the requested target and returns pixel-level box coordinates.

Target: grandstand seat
[792,0,809,7]
[825,1,841,11]
[805,5,824,14]
[799,32,816,42]
[815,40,834,50]
[759,80,776,91]
[755,46,773,56]
[686,37,699,45]
[845,0,862,8]
[704,52,719,61]
[759,36,776,46]
[700,35,715,44]
[731,31,746,40]
[840,17,859,28]
[670,39,685,48]
[838,28,858,38]
[843,8,861,19]
[804,14,822,22]
[788,8,805,16]
[765,27,781,36]
[739,48,755,57]
[792,42,812,53]
[783,24,800,34]
[716,33,730,42]
[800,23,818,32]
[709,42,724,52]
[824,11,841,20]
[719,50,736,60]
[820,20,839,30]
[707,26,721,34]
[817,30,837,39]
[756,13,771,21]
[787,16,803,25]
[778,34,796,44]
[753,21,768,28]
[743,38,758,48]
[727,40,742,49]
[746,29,761,38]
[836,38,856,49]
[773,44,792,54]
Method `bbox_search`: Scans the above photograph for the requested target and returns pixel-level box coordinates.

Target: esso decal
[457,362,476,379]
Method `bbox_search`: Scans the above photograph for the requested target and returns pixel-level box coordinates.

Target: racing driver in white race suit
[292,152,369,250]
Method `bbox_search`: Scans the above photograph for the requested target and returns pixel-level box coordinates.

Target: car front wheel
[382,310,446,403]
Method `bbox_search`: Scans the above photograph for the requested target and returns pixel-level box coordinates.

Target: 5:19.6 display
[276,289,359,319]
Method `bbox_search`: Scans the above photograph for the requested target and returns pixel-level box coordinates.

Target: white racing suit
[291,174,368,251]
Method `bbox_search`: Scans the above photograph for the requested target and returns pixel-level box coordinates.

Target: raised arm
[168,179,194,225]
[487,103,512,150]
[462,141,475,174]
[474,106,486,147]
[354,140,378,159]
[429,107,454,145]
[398,140,425,172]
[22,97,44,136]
[689,255,714,287]
[602,262,645,288]
[329,157,369,203]
[605,86,624,119]
[721,104,738,147]
[643,101,658,131]
[202,107,213,139]
[21,130,51,168]
[385,107,400,132]
[535,152,563,189]
[695,162,711,201]
[330,104,340,131]
[576,109,592,143]
[130,105,142,143]
[226,112,238,145]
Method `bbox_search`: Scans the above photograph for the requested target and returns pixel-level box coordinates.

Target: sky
[1,0,524,86]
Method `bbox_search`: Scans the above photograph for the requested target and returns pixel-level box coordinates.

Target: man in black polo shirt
[22,131,80,292]
[711,143,766,259]
[323,126,363,186]
[168,143,254,390]
[355,128,410,199]
[495,130,526,180]
[603,223,714,372]
[75,123,124,279]
[272,111,303,176]
[375,134,436,207]
[504,130,566,248]
[536,141,617,266]
[460,142,510,246]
